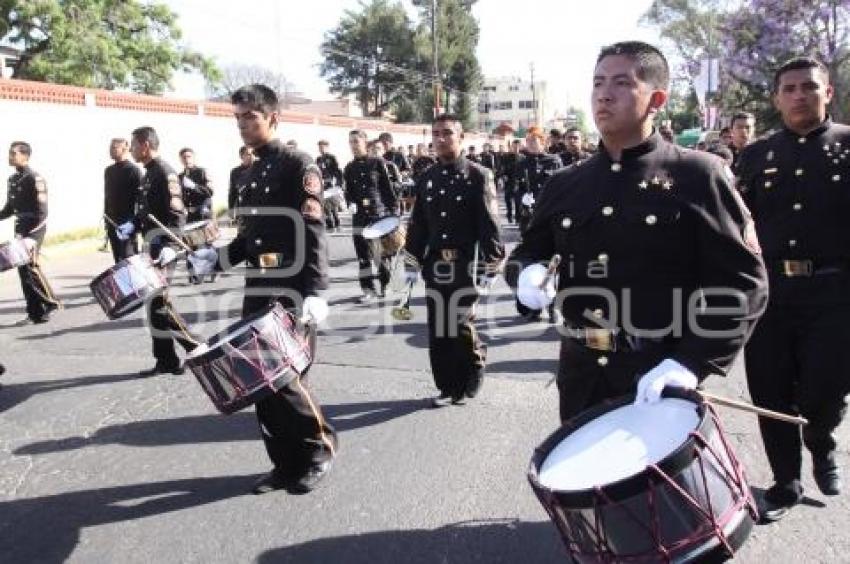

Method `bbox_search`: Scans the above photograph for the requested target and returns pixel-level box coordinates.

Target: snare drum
[0,239,32,272]
[186,303,312,414]
[528,391,756,563]
[89,254,167,319]
[361,216,406,257]
[181,220,220,250]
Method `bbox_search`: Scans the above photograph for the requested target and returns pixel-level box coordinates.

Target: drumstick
[146,214,193,254]
[103,214,119,229]
[699,390,808,426]
[539,254,562,289]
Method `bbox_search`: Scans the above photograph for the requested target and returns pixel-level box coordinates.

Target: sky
[165,0,660,119]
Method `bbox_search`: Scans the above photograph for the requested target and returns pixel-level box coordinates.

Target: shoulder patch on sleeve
[301,197,323,220]
[303,164,322,195]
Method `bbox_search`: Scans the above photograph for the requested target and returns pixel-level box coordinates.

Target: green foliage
[0,0,219,95]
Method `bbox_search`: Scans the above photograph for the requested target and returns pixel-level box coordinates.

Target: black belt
[770,259,850,278]
[565,326,667,353]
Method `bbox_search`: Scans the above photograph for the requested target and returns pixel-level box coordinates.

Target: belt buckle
[585,329,613,352]
[440,248,458,261]
[782,259,813,277]
[258,253,281,268]
[362,198,370,206]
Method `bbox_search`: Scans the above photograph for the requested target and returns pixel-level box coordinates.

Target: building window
[518,100,539,109]
[478,102,490,113]
[508,85,520,92]
[494,101,512,110]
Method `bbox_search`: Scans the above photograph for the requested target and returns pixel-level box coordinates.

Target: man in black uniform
[506,41,768,426]
[178,148,215,284]
[378,132,411,176]
[228,145,254,211]
[411,143,437,183]
[188,84,336,494]
[466,145,480,164]
[121,126,190,376]
[730,111,756,172]
[404,114,504,406]
[316,140,344,231]
[104,138,142,263]
[516,126,563,236]
[344,130,398,301]
[737,57,849,521]
[479,143,497,172]
[548,129,567,155]
[1,141,61,324]
[560,127,590,166]
[500,139,524,224]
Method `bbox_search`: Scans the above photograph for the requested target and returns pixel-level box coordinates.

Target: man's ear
[649,89,668,113]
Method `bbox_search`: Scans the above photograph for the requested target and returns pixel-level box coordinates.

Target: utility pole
[530,62,537,125]
[432,0,441,117]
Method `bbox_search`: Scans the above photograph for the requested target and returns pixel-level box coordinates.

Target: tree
[319,0,418,117]
[207,64,298,106]
[643,0,850,129]
[564,106,590,136]
[412,0,482,129]
[0,0,219,95]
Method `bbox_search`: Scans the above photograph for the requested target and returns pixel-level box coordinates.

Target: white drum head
[184,220,209,232]
[538,398,700,491]
[362,216,400,239]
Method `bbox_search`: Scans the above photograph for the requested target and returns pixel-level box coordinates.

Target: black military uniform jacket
[316,153,344,188]
[500,152,525,190]
[411,156,437,182]
[343,156,397,226]
[517,152,563,198]
[405,157,504,269]
[228,164,251,210]
[1,166,47,236]
[738,117,850,304]
[384,149,410,173]
[559,150,590,168]
[508,133,768,379]
[479,151,497,171]
[104,160,142,225]
[179,166,213,220]
[136,157,186,234]
[224,140,328,296]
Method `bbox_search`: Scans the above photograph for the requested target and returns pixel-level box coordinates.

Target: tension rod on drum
[146,214,194,254]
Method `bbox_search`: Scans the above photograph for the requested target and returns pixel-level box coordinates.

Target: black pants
[17,229,60,321]
[423,258,486,397]
[556,338,669,422]
[106,224,137,264]
[503,186,516,223]
[242,287,337,475]
[323,197,340,229]
[745,301,850,484]
[147,292,201,366]
[352,231,390,292]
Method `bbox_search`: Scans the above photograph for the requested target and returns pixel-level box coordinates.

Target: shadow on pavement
[0,371,142,414]
[255,518,564,564]
[0,474,254,564]
[14,399,426,456]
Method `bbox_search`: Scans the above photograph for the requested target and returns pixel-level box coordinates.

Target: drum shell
[181,220,220,250]
[0,240,32,271]
[89,255,167,319]
[379,223,406,257]
[528,393,756,562]
[186,304,312,414]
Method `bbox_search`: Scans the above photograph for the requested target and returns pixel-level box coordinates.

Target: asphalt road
[0,216,847,563]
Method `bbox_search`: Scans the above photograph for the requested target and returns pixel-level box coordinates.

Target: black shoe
[138,362,184,377]
[189,275,202,285]
[288,460,333,494]
[450,392,466,406]
[814,456,842,496]
[31,314,50,324]
[431,392,452,408]
[465,369,484,399]
[251,469,290,495]
[760,481,803,523]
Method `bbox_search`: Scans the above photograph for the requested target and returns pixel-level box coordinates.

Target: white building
[477,76,551,134]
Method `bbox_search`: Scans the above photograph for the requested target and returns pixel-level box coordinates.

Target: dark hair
[378,132,393,143]
[707,144,733,162]
[730,111,755,128]
[719,126,732,135]
[10,141,31,156]
[596,41,669,90]
[773,57,829,93]
[131,126,159,150]
[349,129,367,141]
[318,140,329,146]
[179,147,194,157]
[231,84,279,115]
[238,145,250,157]
[549,128,562,138]
[565,127,581,136]
[433,113,463,127]
[468,145,476,151]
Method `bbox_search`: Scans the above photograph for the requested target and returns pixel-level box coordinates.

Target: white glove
[404,267,419,286]
[348,203,357,214]
[182,176,196,189]
[521,192,535,206]
[156,246,178,266]
[302,296,329,324]
[188,247,218,275]
[117,221,135,240]
[516,263,555,310]
[634,359,698,405]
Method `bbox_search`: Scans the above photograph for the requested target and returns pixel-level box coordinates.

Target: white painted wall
[0,99,438,241]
